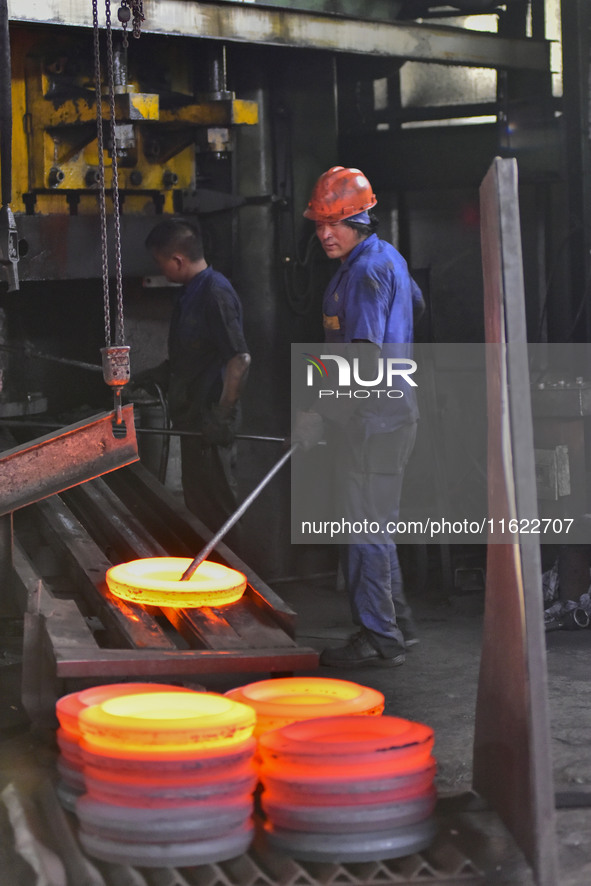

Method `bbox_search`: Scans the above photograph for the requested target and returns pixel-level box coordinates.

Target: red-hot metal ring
[226,677,384,736]
[56,682,193,739]
[258,715,434,775]
[78,691,256,751]
[260,758,437,805]
[105,557,247,608]
[259,714,432,755]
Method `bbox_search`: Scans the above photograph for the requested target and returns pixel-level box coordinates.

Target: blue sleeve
[344,267,393,344]
[203,284,249,363]
[411,277,425,318]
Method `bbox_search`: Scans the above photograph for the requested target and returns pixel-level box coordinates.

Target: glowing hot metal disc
[78,691,256,751]
[226,677,384,736]
[106,557,247,608]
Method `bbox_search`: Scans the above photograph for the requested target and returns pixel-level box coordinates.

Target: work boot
[320,635,406,669]
[349,627,418,650]
[398,619,420,649]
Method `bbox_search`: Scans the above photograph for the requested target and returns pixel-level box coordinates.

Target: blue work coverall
[167,266,249,552]
[322,233,424,655]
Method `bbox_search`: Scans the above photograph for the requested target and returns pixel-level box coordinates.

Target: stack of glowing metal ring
[225,676,384,737]
[56,686,258,867]
[257,715,438,862]
[55,682,193,810]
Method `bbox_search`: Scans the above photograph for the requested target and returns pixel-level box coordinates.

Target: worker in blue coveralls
[293,166,425,668]
[138,218,250,554]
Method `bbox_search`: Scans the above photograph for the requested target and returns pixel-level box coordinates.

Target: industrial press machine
[0,1,321,720]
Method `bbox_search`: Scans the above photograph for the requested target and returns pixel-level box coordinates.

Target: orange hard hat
[303,166,377,223]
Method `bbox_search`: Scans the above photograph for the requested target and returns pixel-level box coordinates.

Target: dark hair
[343,209,379,239]
[145,219,204,261]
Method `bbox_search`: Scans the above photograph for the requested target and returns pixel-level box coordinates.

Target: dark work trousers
[180,435,242,556]
[337,421,417,656]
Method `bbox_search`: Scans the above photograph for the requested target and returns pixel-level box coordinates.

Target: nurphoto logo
[303,352,417,399]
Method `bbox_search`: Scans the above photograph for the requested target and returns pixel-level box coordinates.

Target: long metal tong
[181,443,298,580]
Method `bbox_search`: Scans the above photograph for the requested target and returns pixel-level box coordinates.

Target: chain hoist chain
[132,1,144,39]
[92,0,112,348]
[93,0,133,424]
[117,0,143,47]
[104,0,126,346]
[118,2,130,49]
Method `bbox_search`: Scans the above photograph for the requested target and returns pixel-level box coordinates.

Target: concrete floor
[1,556,591,885]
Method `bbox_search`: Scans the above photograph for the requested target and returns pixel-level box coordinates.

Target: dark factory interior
[1,2,591,885]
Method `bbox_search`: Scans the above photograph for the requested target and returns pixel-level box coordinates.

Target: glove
[201,404,237,447]
[291,410,324,451]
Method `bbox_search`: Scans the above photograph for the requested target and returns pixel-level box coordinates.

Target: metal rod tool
[181,443,298,580]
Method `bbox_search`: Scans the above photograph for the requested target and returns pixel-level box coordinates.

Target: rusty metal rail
[0,407,139,517]
[14,461,318,727]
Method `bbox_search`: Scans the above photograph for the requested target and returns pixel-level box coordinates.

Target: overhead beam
[8,0,550,71]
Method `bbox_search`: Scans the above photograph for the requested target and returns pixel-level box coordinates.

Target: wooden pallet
[15,462,319,726]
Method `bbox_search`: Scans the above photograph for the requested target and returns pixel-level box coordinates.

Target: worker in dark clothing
[293,166,424,669]
[138,219,250,552]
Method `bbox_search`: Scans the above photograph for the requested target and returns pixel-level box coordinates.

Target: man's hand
[291,410,324,451]
[201,352,249,446]
[202,404,237,447]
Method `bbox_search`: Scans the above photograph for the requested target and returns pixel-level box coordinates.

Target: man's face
[151,250,186,284]
[315,221,362,262]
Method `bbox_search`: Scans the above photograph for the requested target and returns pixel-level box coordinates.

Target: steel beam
[53,646,320,678]
[7,0,550,71]
[0,405,138,516]
[213,0,404,24]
